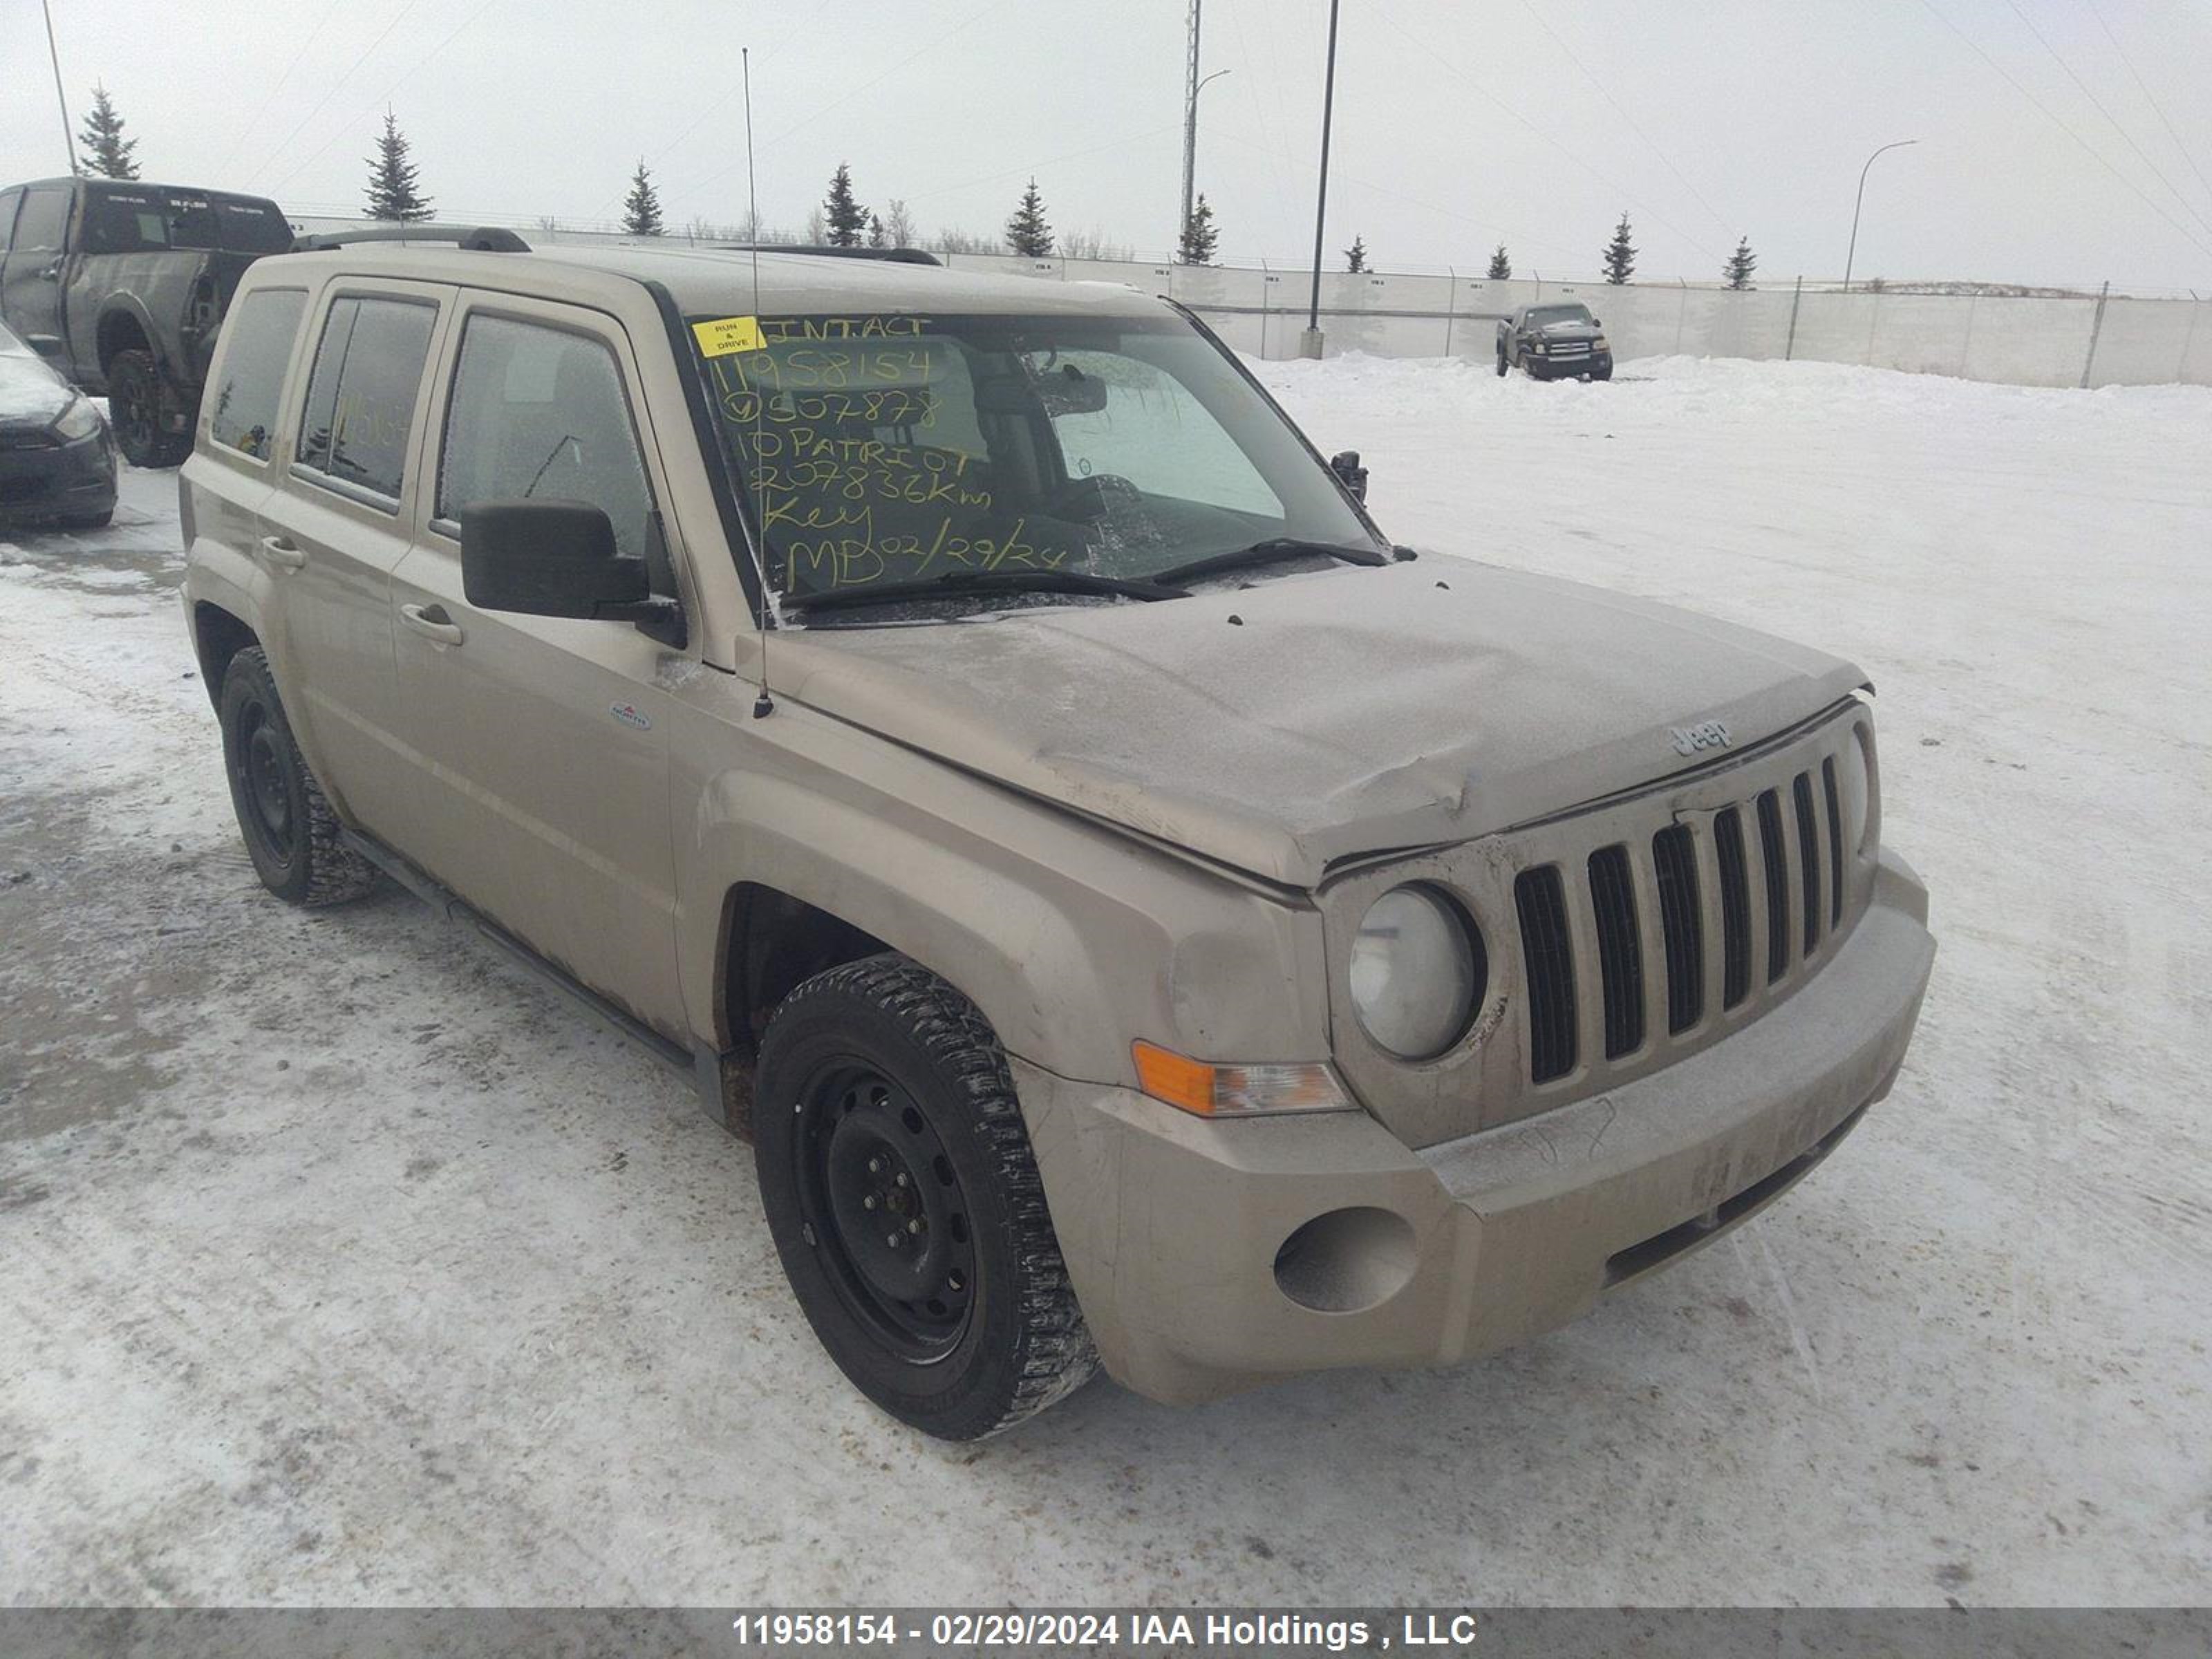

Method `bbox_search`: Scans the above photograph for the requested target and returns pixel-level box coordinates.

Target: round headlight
[1349,885,1483,1060]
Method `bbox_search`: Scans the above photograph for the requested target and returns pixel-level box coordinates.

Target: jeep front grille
[1514,865,1578,1082]
[1506,715,1866,1093]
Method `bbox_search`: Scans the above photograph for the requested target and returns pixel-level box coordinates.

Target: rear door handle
[399,602,465,647]
[258,534,306,570]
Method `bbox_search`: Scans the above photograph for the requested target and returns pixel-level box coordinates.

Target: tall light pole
[1301,0,1343,358]
[1844,139,1917,292]
[42,0,79,175]
[1179,2,1228,254]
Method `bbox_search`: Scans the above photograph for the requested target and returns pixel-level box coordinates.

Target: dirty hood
[767,559,1866,889]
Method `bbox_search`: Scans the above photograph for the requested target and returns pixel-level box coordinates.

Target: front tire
[754,955,1097,1439]
[1494,344,1509,377]
[106,350,191,469]
[218,648,376,906]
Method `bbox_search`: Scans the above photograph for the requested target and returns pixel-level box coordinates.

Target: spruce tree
[1488,243,1512,280]
[79,84,140,180]
[1005,178,1054,258]
[363,112,433,223]
[1177,194,1218,265]
[1723,235,1757,290]
[1602,213,1636,284]
[823,163,867,247]
[1344,235,1367,272]
[866,212,887,247]
[622,158,664,236]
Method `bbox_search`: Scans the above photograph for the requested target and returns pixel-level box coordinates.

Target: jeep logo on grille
[1668,720,1732,757]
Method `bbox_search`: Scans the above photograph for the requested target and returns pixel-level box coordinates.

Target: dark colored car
[0,316,116,527]
[0,177,292,468]
[1497,301,1613,381]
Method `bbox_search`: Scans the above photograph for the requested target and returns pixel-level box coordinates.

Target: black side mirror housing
[460,500,679,643]
[1329,449,1369,503]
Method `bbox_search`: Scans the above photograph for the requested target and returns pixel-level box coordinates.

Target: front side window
[690,310,1376,611]
[0,191,22,253]
[296,296,436,502]
[435,313,654,559]
[207,288,306,459]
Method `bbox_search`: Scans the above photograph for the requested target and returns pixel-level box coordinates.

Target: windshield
[1526,304,1595,328]
[688,310,1380,611]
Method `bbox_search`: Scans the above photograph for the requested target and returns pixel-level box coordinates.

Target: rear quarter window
[207,289,308,460]
[10,189,69,256]
[295,296,438,503]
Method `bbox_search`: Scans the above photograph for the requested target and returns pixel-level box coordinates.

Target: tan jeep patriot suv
[179,229,1934,1438]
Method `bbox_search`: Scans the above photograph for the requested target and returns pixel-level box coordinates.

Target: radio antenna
[743,45,775,719]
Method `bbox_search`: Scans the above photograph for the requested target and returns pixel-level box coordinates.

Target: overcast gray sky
[8,1,2211,290]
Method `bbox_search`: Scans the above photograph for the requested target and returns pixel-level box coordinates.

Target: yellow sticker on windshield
[692,316,765,357]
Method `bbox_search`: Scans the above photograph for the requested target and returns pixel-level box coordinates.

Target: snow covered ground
[2,356,2208,1607]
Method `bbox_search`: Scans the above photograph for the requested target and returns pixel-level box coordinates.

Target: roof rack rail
[289,225,530,254]
[710,243,943,267]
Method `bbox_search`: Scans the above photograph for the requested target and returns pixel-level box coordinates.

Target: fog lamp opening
[1273,1206,1418,1313]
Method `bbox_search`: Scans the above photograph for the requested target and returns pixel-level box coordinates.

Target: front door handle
[399,602,465,647]
[258,534,306,570]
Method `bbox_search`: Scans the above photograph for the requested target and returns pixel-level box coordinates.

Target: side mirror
[460,499,661,624]
[1329,449,1369,503]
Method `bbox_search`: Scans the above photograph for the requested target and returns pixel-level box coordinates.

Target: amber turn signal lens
[1131,1041,1353,1118]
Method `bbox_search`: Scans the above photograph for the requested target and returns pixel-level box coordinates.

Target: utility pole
[1844,139,1916,292]
[1301,0,1342,358]
[43,0,79,175]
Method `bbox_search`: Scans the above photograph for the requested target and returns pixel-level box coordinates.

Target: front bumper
[0,427,118,522]
[1530,348,1613,378]
[1016,847,1933,1405]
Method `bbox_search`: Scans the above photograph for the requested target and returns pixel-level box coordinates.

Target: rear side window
[207,289,307,460]
[436,314,654,559]
[296,296,437,503]
[11,189,69,256]
[0,190,21,253]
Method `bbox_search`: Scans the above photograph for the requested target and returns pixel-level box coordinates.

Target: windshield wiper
[1147,536,1390,588]
[784,566,1190,615]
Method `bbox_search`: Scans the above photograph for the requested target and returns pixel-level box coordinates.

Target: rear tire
[58,507,114,529]
[218,647,376,907]
[754,954,1097,1439]
[106,350,191,469]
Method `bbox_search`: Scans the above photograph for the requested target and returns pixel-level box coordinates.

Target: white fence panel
[2089,299,2207,388]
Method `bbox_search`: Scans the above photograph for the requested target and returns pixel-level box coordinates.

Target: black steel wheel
[799,1060,979,1359]
[218,647,375,906]
[106,350,189,468]
[754,954,1096,1438]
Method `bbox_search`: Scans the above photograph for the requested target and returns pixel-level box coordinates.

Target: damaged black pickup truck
[0,177,292,467]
